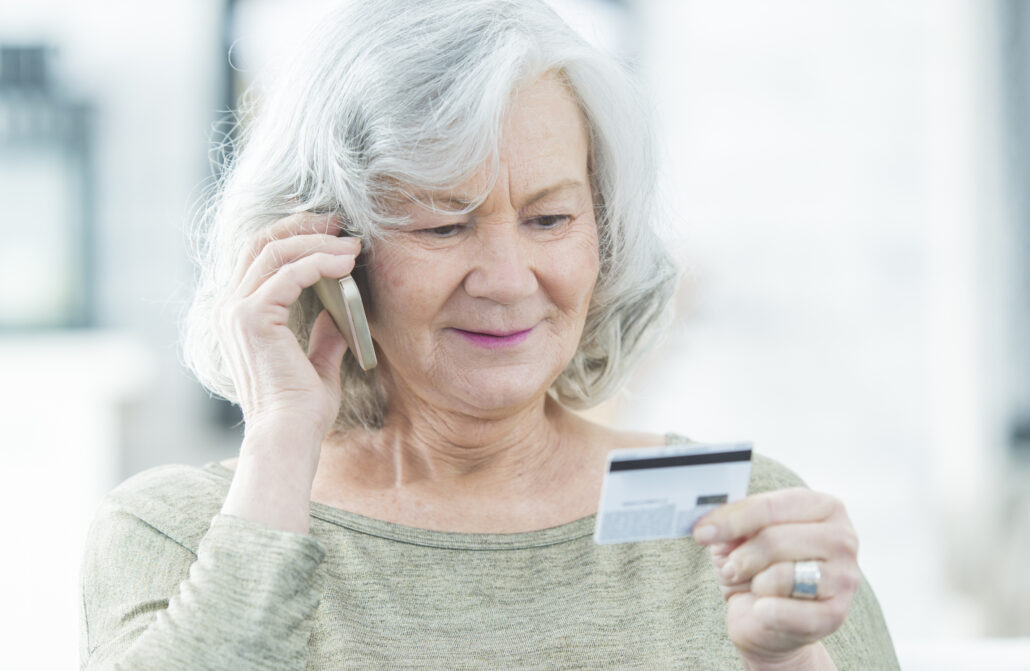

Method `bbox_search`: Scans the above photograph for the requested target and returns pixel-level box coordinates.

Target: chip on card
[594,442,753,544]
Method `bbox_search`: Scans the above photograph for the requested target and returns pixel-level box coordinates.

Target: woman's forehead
[502,76,589,161]
[393,75,591,215]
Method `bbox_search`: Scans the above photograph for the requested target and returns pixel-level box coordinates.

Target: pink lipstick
[452,327,533,349]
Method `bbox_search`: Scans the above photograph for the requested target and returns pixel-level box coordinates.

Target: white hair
[182,0,678,429]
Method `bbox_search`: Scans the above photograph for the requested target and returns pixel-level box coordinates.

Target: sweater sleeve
[80,507,327,671]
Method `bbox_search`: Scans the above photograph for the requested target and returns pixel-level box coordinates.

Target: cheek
[550,227,600,309]
[365,251,411,328]
[365,246,452,331]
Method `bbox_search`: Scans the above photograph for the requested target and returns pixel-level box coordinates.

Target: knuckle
[739,537,770,573]
[255,237,283,262]
[731,552,752,577]
[729,540,763,575]
[843,529,860,557]
[834,527,859,557]
[279,259,306,283]
[315,250,340,264]
[314,252,346,275]
[729,548,745,573]
[750,567,778,596]
[838,566,861,595]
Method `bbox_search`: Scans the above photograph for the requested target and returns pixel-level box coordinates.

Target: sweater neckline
[201,433,688,550]
[202,462,597,550]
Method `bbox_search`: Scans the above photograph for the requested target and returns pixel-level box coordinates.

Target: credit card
[594,442,753,544]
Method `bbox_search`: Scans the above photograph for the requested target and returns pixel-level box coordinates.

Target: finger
[236,234,360,297]
[720,522,858,584]
[231,213,348,287]
[751,594,851,643]
[694,489,843,545]
[708,539,745,561]
[751,560,859,601]
[717,578,752,600]
[707,539,744,578]
[308,308,349,385]
[247,252,356,314]
[707,539,748,600]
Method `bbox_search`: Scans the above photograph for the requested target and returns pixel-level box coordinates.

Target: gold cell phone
[313,276,377,371]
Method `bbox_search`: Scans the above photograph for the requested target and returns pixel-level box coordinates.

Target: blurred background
[1,0,1028,668]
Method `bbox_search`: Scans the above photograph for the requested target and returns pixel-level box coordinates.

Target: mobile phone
[313,276,377,371]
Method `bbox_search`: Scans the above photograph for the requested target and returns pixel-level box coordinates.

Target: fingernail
[720,560,736,582]
[693,525,717,543]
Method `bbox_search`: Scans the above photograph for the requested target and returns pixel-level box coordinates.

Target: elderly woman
[79,1,898,669]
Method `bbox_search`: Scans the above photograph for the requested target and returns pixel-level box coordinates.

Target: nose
[463,226,538,305]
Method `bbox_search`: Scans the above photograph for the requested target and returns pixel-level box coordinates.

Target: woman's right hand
[216,213,360,532]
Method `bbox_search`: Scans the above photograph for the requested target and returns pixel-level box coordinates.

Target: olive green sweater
[79,452,899,670]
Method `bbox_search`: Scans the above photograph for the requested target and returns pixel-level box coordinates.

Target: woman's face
[365,74,599,416]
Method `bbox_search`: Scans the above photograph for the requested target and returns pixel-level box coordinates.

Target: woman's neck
[323,394,579,495]
[304,394,666,532]
[307,395,618,532]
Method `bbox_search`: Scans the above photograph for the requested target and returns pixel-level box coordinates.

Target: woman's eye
[529,215,570,229]
[422,224,465,237]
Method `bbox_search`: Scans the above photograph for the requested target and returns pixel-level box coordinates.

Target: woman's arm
[80,508,325,670]
[81,212,359,668]
[214,212,359,534]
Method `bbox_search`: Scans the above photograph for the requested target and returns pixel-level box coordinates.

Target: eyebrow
[519,179,585,209]
[435,179,586,211]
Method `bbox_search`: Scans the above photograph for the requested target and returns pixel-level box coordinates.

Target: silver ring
[791,560,820,599]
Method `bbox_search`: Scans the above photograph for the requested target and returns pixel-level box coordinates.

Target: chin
[449,370,556,415]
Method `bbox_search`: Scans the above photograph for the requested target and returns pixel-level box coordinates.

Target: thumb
[308,309,349,387]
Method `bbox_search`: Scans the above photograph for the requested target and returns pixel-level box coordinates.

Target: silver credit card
[594,442,752,544]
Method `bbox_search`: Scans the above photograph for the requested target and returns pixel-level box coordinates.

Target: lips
[458,328,533,337]
[451,326,534,349]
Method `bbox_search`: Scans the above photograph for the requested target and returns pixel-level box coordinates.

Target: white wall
[1,0,233,473]
[616,0,1018,645]
[0,2,229,667]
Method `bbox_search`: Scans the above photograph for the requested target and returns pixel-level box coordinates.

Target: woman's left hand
[693,488,860,670]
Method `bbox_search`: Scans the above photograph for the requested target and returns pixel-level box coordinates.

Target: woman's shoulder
[90,463,230,554]
[747,452,807,494]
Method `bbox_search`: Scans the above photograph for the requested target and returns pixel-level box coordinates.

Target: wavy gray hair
[182,0,678,429]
